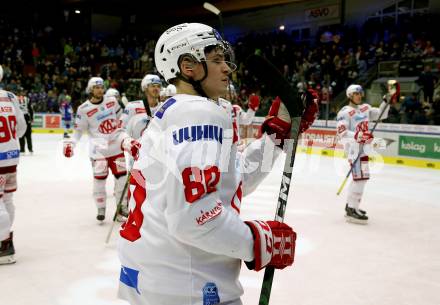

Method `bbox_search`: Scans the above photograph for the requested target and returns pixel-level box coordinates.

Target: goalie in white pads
[0,65,27,265]
[63,77,141,222]
[117,23,296,305]
[336,82,398,224]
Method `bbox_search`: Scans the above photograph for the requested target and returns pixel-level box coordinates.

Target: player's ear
[179,56,197,78]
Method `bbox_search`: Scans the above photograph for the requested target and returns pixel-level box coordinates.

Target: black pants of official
[19,120,33,153]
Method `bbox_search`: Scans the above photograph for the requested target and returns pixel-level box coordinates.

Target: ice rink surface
[1,134,439,305]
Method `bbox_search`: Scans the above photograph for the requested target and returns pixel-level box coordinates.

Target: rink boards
[32,113,440,170]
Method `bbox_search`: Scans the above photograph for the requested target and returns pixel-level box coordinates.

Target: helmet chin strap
[177,61,209,98]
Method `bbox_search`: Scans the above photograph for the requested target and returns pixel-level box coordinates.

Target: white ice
[1,134,439,305]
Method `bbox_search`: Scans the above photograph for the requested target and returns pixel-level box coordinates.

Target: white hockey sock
[347,180,367,210]
[93,178,107,208]
[3,193,14,225]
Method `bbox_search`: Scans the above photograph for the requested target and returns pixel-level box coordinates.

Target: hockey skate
[345,203,366,215]
[345,207,368,224]
[97,207,106,222]
[0,233,16,265]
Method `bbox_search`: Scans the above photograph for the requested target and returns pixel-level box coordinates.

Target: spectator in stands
[417,65,438,104]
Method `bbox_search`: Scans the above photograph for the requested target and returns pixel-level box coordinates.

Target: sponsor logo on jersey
[202,282,220,305]
[196,202,223,225]
[7,93,15,100]
[155,98,176,119]
[0,106,13,113]
[98,118,117,134]
[360,105,369,112]
[106,101,115,108]
[348,109,356,116]
[0,97,11,102]
[135,108,146,114]
[173,125,223,145]
[119,266,141,294]
[87,108,98,117]
[96,109,113,121]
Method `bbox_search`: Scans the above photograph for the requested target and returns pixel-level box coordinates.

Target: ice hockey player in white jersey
[117,23,297,305]
[336,82,398,224]
[62,77,141,222]
[120,74,162,137]
[218,86,260,144]
[0,65,27,265]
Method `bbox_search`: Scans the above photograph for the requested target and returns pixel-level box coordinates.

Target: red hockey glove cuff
[260,97,291,148]
[248,94,260,111]
[63,141,74,158]
[122,138,141,161]
[245,220,296,271]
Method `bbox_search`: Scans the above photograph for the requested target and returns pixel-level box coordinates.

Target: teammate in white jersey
[63,77,141,222]
[117,23,296,305]
[336,82,398,224]
[0,65,27,265]
[120,74,162,137]
[219,88,260,144]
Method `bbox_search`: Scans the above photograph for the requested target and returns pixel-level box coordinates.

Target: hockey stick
[105,172,131,244]
[336,82,398,195]
[246,55,304,305]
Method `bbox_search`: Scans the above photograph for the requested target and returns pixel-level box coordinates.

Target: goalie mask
[154,23,236,85]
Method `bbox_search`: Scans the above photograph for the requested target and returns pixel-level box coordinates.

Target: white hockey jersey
[73,96,128,159]
[0,90,26,167]
[117,94,281,304]
[218,98,256,143]
[336,101,389,159]
[119,100,162,132]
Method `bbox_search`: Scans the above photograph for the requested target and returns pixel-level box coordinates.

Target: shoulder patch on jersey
[7,93,15,100]
[349,109,356,116]
[106,101,115,108]
[173,125,223,145]
[155,98,176,119]
[360,105,369,112]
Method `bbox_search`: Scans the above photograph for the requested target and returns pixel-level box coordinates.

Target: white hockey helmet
[141,74,161,91]
[105,88,120,98]
[165,84,177,96]
[86,77,104,94]
[346,84,363,98]
[154,23,235,82]
[0,65,3,82]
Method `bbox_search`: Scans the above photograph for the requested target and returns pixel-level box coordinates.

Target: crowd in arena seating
[0,15,439,125]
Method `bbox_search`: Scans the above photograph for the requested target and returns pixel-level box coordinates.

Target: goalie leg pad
[93,178,107,208]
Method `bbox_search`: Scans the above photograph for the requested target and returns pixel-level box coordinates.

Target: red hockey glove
[248,94,260,111]
[245,220,296,272]
[260,97,291,147]
[122,138,141,161]
[354,122,373,144]
[299,90,319,133]
[63,141,74,158]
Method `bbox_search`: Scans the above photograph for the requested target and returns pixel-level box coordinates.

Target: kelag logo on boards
[399,136,440,159]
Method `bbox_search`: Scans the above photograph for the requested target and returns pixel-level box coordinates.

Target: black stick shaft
[258,116,301,305]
